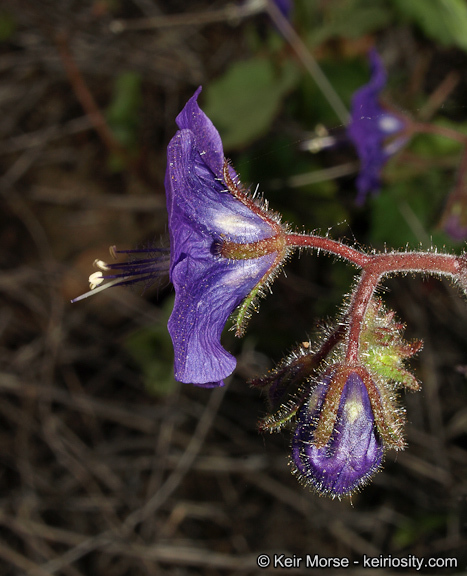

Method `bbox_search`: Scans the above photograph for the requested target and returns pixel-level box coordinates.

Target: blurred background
[1,0,467,574]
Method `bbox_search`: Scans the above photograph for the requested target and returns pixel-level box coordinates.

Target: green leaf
[310,2,392,44]
[203,57,299,150]
[393,0,467,51]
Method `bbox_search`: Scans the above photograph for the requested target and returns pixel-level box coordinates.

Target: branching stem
[286,233,461,364]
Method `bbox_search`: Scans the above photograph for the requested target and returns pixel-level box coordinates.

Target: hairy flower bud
[291,369,384,497]
[255,298,422,496]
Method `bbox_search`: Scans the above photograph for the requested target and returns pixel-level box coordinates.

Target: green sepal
[258,396,304,433]
[360,299,422,391]
[233,281,263,337]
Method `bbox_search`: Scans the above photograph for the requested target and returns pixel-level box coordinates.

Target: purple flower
[166,87,286,387]
[443,213,467,241]
[291,370,384,497]
[348,49,409,205]
[242,0,293,20]
[272,0,293,19]
[442,186,467,241]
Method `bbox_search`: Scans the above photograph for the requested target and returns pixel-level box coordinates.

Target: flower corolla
[348,49,409,204]
[166,87,288,387]
[291,369,384,497]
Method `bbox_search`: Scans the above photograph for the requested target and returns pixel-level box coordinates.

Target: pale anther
[89,271,104,289]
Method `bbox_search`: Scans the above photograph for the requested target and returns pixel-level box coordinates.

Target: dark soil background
[1,1,467,574]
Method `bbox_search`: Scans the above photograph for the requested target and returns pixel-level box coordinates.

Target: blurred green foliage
[106,71,142,171]
[392,0,467,50]
[307,1,392,45]
[0,10,15,41]
[124,296,177,397]
[392,514,446,549]
[368,172,449,250]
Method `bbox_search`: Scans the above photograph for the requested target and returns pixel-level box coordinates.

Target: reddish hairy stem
[345,251,460,364]
[287,232,460,364]
[345,270,381,364]
[288,234,460,278]
[286,234,370,268]
[233,230,461,364]
[369,252,460,277]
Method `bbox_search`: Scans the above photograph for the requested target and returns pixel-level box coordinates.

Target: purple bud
[291,371,384,497]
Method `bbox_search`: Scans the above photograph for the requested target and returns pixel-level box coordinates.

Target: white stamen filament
[71,276,129,303]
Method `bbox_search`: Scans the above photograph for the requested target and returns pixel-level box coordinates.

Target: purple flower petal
[174,86,225,180]
[348,49,408,204]
[166,88,280,387]
[273,0,293,19]
[291,371,384,497]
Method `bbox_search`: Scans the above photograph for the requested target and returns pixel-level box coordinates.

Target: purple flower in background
[242,0,293,20]
[291,370,384,497]
[166,87,286,388]
[442,175,467,242]
[272,0,293,19]
[443,212,467,242]
[348,49,409,205]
